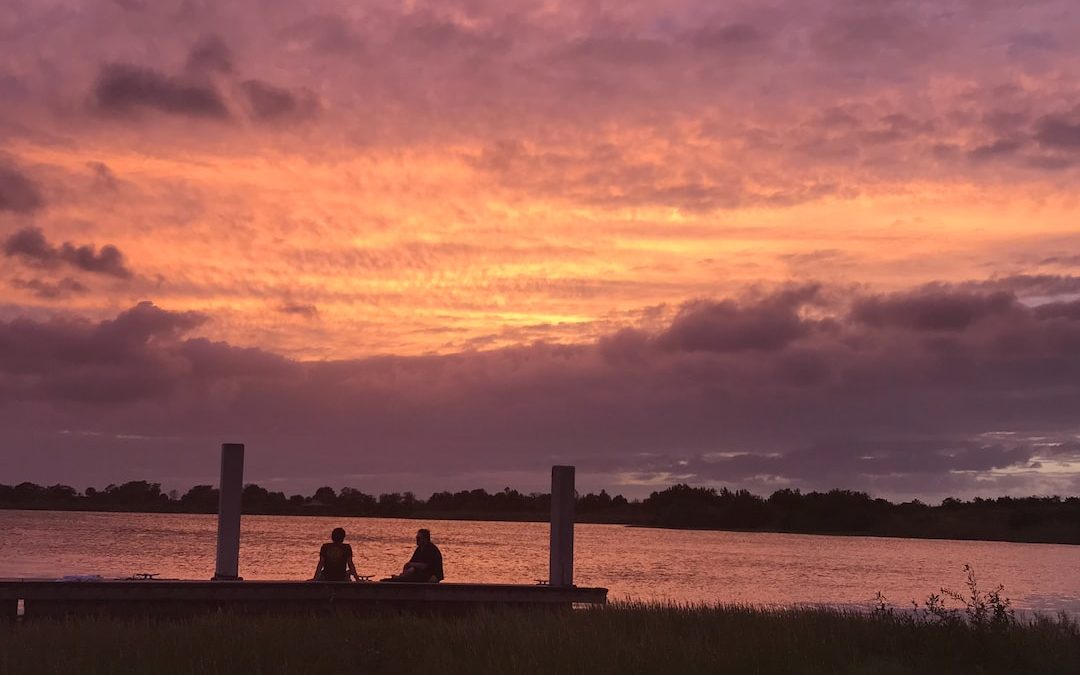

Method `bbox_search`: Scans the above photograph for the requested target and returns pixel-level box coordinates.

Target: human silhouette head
[331,527,346,543]
[416,528,431,544]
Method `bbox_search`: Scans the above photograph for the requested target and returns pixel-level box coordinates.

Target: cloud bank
[2,282,1078,498]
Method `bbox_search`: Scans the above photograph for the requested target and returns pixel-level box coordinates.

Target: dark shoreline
[6,480,1079,546]
[3,505,1078,547]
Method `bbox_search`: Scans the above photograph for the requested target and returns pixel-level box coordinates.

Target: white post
[549,465,575,587]
[212,443,245,581]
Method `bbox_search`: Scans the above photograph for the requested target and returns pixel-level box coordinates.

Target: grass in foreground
[2,603,1078,675]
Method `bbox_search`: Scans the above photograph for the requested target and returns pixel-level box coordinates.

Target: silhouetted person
[385,528,444,582]
[312,527,361,582]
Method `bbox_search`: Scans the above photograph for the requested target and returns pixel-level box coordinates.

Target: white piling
[549,465,575,587]
[212,443,245,581]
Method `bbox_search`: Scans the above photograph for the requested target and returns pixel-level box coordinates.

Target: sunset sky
[2,0,1079,499]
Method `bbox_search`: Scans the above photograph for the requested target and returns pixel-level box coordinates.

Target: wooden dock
[0,580,607,619]
[2,460,603,620]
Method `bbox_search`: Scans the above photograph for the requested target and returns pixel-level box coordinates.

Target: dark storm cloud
[177,337,296,378]
[4,280,1080,495]
[3,227,51,260]
[3,227,133,279]
[93,63,230,119]
[97,300,207,346]
[851,287,1017,331]
[0,301,251,403]
[94,38,318,125]
[241,80,319,123]
[186,35,234,75]
[965,274,1080,297]
[11,277,89,299]
[0,302,204,399]
[1033,299,1080,320]
[58,242,132,279]
[656,285,819,353]
[0,162,44,213]
[1035,114,1080,150]
[648,439,1037,486]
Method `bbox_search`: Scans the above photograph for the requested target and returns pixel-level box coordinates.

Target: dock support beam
[549,465,575,587]
[213,443,245,581]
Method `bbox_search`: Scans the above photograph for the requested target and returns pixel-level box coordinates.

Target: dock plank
[0,580,607,619]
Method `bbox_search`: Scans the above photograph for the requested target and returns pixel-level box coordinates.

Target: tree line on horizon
[2,480,1079,545]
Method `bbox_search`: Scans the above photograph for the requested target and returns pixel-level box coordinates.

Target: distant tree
[338,487,377,515]
[426,491,455,511]
[265,490,288,513]
[768,488,802,508]
[242,484,272,513]
[720,489,770,528]
[101,481,166,508]
[2,475,1078,545]
[45,484,78,502]
[579,490,614,513]
[644,484,724,527]
[13,482,46,503]
[179,485,219,513]
[377,492,404,516]
[312,486,338,506]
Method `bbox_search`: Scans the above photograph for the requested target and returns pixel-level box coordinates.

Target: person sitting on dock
[312,527,361,582]
[384,528,444,583]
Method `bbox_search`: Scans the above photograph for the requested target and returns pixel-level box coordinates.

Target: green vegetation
[2,603,1078,675]
[4,480,1080,545]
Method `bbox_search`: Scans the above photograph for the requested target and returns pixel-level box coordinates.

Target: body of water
[2,510,1079,613]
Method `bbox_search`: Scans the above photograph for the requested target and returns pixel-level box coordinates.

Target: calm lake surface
[2,510,1079,613]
